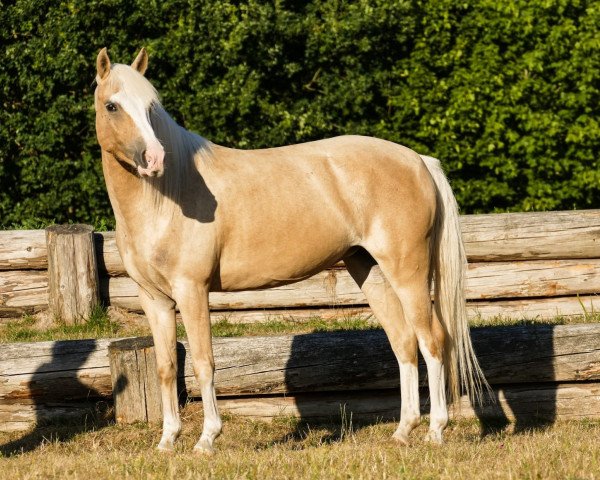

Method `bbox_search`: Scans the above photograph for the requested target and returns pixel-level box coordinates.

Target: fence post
[108,337,162,424]
[45,224,100,324]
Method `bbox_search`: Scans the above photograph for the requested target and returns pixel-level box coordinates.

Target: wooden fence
[1,210,600,432]
[2,210,600,322]
[2,324,600,431]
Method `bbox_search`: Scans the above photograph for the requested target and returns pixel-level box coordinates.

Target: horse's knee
[157,362,177,384]
[193,359,215,384]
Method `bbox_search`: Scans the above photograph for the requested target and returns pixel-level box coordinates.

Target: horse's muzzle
[137,142,165,177]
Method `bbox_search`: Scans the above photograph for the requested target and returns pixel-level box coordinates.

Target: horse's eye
[105,102,118,113]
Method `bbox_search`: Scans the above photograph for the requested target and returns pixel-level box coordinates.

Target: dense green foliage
[1,0,598,227]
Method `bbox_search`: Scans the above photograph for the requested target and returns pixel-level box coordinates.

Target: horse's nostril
[139,151,149,168]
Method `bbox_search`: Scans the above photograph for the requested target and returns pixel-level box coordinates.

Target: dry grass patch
[1,403,599,479]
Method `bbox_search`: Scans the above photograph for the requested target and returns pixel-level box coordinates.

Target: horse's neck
[101,150,150,233]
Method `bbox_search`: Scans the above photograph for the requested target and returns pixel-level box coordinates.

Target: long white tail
[421,155,488,404]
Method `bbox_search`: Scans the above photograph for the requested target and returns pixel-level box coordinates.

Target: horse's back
[202,135,438,290]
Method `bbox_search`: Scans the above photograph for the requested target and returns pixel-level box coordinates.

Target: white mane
[109,64,160,108]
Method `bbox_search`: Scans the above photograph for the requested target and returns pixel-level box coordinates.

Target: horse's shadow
[0,340,116,457]
[471,324,557,436]
[275,324,557,444]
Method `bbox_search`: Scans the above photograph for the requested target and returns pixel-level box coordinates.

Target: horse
[94,47,486,454]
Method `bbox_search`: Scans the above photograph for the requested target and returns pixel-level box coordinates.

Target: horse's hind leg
[364,241,449,444]
[346,244,449,444]
[139,288,181,451]
[344,250,421,445]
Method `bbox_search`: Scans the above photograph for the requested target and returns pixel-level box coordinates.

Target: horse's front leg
[173,280,222,454]
[138,287,181,451]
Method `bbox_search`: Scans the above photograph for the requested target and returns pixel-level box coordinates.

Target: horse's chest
[117,233,173,288]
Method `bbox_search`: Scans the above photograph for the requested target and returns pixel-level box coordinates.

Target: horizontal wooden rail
[2,323,599,429]
[4,259,600,317]
[108,259,600,310]
[1,324,598,404]
[2,210,600,272]
[216,382,600,422]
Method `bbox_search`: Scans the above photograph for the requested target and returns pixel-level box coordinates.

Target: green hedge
[1,0,598,228]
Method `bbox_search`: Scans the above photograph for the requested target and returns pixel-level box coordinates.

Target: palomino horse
[94,48,486,453]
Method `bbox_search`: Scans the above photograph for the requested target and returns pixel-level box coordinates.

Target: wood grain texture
[2,325,599,430]
[206,295,600,324]
[3,263,600,319]
[0,402,101,433]
[216,382,600,421]
[4,324,595,404]
[46,225,100,324]
[2,210,600,272]
[94,231,123,276]
[0,338,113,404]
[108,337,162,424]
[462,210,600,261]
[0,230,47,271]
[0,270,48,316]
[3,382,598,432]
[104,259,600,311]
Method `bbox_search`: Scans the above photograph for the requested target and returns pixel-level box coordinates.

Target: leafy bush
[1,0,598,228]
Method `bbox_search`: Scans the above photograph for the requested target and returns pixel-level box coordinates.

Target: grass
[0,306,140,343]
[1,307,600,344]
[1,310,599,477]
[1,404,599,479]
[0,309,379,344]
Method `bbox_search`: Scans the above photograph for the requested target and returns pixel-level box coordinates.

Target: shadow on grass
[279,325,558,443]
[0,339,119,457]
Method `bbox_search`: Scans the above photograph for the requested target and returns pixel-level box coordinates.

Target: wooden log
[1,324,599,429]
[108,337,162,424]
[108,324,600,405]
[0,270,48,316]
[216,382,600,422]
[92,210,600,275]
[462,210,600,262]
[466,295,600,321]
[94,231,124,276]
[206,295,600,325]
[2,325,599,406]
[0,338,113,404]
[2,382,598,432]
[46,225,100,324]
[0,402,103,433]
[104,259,600,312]
[0,230,121,274]
[0,230,47,271]
[2,210,600,272]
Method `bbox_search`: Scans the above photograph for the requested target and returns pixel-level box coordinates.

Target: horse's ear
[131,47,149,76]
[96,47,111,81]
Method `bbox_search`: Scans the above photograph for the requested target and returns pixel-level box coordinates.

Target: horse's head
[94,48,165,177]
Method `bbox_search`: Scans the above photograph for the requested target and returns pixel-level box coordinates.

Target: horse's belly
[216,236,352,291]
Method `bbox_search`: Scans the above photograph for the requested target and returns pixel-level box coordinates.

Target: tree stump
[108,337,162,424]
[45,224,100,324]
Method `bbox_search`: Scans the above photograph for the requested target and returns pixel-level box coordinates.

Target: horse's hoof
[193,439,216,456]
[392,432,410,446]
[424,430,444,445]
[156,442,175,454]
